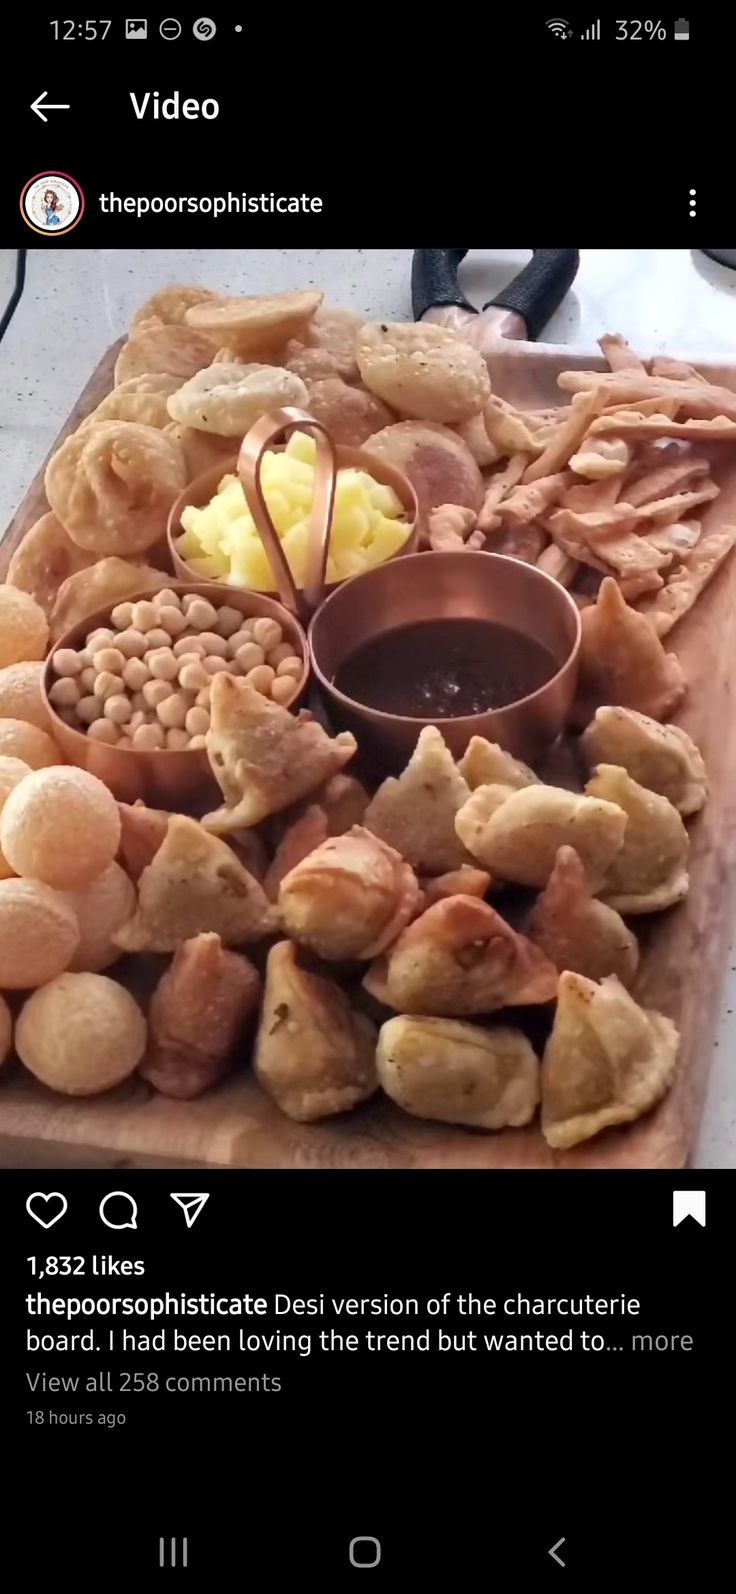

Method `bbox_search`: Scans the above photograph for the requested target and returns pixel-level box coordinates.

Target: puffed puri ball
[0,754,32,879]
[0,585,49,669]
[0,877,80,988]
[0,992,12,1067]
[16,973,146,1095]
[0,717,60,770]
[0,765,121,890]
[0,662,49,731]
[64,862,137,973]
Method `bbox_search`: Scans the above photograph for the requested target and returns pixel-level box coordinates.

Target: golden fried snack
[49,558,172,643]
[572,577,686,725]
[0,587,49,670]
[1,765,121,890]
[365,726,471,875]
[285,306,362,385]
[117,800,170,881]
[357,321,490,424]
[0,719,58,771]
[428,503,479,551]
[303,378,394,447]
[167,362,308,435]
[45,422,187,557]
[581,706,707,816]
[203,675,356,832]
[227,828,269,883]
[569,438,631,479]
[635,526,736,636]
[376,1015,539,1130]
[131,283,219,331]
[624,450,709,508]
[0,877,79,988]
[363,421,483,541]
[263,807,329,902]
[527,845,639,988]
[0,992,11,1068]
[279,826,421,961]
[455,781,627,891]
[163,422,235,481]
[598,333,646,373]
[114,814,276,952]
[455,411,502,468]
[377,894,557,1016]
[141,932,261,1098]
[114,325,217,384]
[541,971,679,1149]
[81,373,184,431]
[421,866,491,906]
[16,972,146,1095]
[0,754,31,879]
[64,861,137,972]
[318,773,370,835]
[6,511,94,619]
[254,939,377,1122]
[186,290,323,357]
[0,662,49,731]
[477,454,527,532]
[585,764,689,914]
[458,736,538,793]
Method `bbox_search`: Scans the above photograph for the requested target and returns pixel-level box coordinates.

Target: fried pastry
[376,1015,539,1129]
[167,362,308,435]
[117,799,170,880]
[254,939,377,1121]
[455,781,627,890]
[186,289,323,357]
[82,373,184,431]
[131,284,220,331]
[634,526,736,636]
[49,558,172,642]
[113,814,276,952]
[317,774,370,836]
[264,806,329,901]
[541,971,679,1149]
[285,306,362,385]
[365,726,472,875]
[279,826,421,961]
[203,675,356,832]
[585,764,689,913]
[163,422,235,481]
[363,422,483,540]
[141,932,261,1098]
[572,577,686,726]
[581,707,707,816]
[302,377,394,446]
[114,325,217,384]
[45,422,187,556]
[6,511,94,619]
[527,845,639,987]
[357,321,491,423]
[377,894,558,1015]
[421,867,491,906]
[458,736,539,793]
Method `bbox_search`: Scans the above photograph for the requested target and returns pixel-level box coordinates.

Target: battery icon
[674,17,689,38]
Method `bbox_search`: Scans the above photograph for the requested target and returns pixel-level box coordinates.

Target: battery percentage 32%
[615,19,667,38]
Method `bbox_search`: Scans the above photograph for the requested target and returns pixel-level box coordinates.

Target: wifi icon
[546,16,571,36]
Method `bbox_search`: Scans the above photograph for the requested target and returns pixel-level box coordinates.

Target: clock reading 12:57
[50,19,112,38]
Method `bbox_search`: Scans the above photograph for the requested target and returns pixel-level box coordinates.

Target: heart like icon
[26,1192,68,1229]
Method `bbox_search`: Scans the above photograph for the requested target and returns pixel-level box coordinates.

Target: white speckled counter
[0,247,734,1166]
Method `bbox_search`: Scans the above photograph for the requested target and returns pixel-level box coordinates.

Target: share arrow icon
[170,1193,210,1228]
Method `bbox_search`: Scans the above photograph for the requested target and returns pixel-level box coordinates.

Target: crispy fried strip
[644,519,701,558]
[601,396,683,420]
[477,453,527,531]
[536,544,578,586]
[635,526,736,634]
[624,453,710,508]
[523,390,605,484]
[649,357,708,383]
[619,571,665,601]
[562,476,624,512]
[549,481,718,543]
[559,368,736,423]
[496,471,572,524]
[599,333,646,373]
[591,413,736,442]
[483,395,543,456]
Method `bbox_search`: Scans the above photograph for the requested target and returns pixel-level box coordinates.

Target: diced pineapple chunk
[366,516,410,563]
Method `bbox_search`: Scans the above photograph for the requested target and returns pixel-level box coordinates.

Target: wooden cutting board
[2,338,736,1169]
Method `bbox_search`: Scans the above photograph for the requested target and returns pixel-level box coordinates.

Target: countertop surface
[0,246,734,1167]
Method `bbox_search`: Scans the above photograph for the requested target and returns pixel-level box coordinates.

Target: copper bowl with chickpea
[43,582,309,808]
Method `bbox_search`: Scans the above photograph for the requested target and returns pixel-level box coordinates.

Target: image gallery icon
[125,18,148,38]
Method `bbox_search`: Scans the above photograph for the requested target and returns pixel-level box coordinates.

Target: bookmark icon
[170,1192,210,1228]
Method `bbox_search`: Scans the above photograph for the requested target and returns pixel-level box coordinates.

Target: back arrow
[548,1537,566,1567]
[31,92,70,122]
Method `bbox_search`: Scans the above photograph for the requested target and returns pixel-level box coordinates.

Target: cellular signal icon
[581,18,601,39]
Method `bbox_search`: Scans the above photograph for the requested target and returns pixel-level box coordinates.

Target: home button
[349,1536,381,1569]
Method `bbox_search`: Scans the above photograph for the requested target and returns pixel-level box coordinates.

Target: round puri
[0,877,79,988]
[132,284,219,331]
[45,420,187,556]
[0,991,11,1065]
[0,586,49,669]
[6,511,93,620]
[0,765,121,889]
[0,755,31,879]
[0,662,49,732]
[0,718,59,770]
[65,861,136,972]
[16,973,146,1094]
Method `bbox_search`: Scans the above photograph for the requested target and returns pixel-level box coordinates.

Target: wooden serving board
[2,338,736,1169]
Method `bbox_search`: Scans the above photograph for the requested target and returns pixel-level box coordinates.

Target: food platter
[2,307,736,1169]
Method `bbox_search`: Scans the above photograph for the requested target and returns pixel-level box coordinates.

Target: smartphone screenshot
[0,10,732,1584]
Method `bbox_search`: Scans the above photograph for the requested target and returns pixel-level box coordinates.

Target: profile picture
[20,171,84,236]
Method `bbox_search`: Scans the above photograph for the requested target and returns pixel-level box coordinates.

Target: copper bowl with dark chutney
[309,551,581,769]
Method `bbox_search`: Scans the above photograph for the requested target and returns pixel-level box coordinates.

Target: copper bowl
[166,442,419,600]
[43,582,309,808]
[309,551,582,769]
